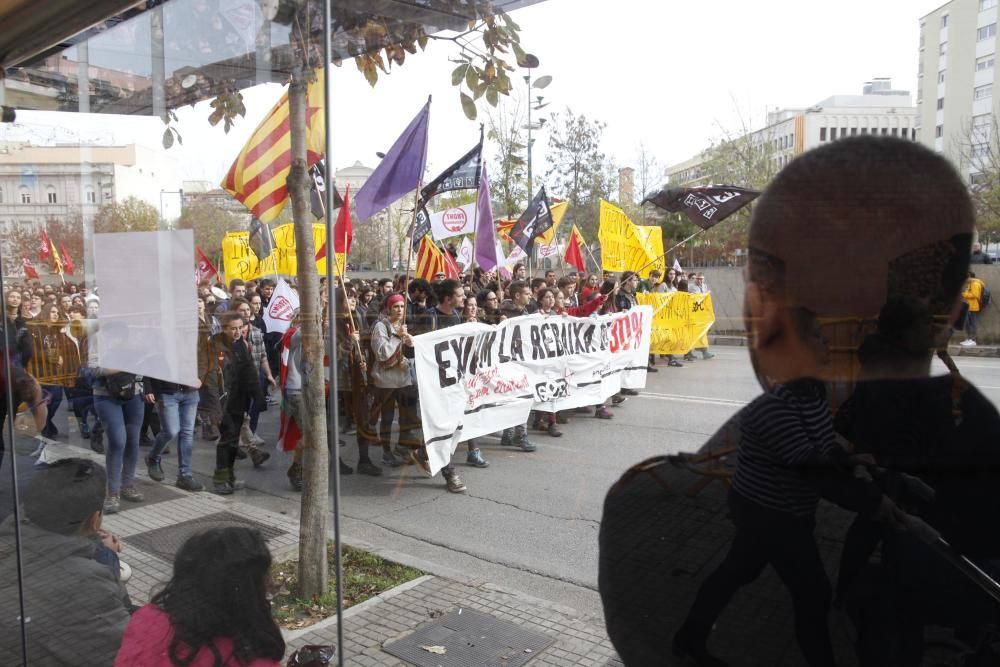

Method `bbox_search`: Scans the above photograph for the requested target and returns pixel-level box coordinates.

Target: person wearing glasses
[476,288,503,325]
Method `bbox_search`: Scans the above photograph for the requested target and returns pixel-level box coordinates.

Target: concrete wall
[698,265,1000,344]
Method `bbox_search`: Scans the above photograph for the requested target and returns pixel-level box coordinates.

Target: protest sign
[222,222,328,281]
[262,278,300,334]
[635,292,715,355]
[414,307,652,474]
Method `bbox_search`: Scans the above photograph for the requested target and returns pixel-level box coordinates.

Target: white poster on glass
[93,230,198,386]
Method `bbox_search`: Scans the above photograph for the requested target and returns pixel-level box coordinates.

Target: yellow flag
[635,292,715,355]
[538,201,568,245]
[598,200,661,277]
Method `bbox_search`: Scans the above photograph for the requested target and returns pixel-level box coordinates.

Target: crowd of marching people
[0,260,714,504]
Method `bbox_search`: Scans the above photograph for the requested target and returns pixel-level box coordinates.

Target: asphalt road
[12,347,1000,624]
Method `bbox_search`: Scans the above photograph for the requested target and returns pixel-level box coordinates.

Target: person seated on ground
[0,458,131,666]
[599,136,963,667]
[115,526,284,667]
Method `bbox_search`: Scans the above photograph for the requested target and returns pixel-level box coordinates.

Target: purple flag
[354,102,430,221]
[474,162,499,271]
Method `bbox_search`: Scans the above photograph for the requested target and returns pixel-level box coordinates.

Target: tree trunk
[288,66,329,598]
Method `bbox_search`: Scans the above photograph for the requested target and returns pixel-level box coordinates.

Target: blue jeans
[151,389,200,477]
[95,394,144,494]
[41,385,62,434]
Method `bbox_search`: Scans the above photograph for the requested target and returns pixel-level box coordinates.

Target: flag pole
[314,183,358,335]
[633,228,707,276]
[470,124,484,278]
[403,95,431,297]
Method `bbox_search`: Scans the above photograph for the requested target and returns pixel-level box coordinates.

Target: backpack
[981,284,991,308]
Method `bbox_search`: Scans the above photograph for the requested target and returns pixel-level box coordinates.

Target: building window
[942,14,950,27]
[983,0,999,10]
[830,128,837,140]
[971,172,989,186]
[940,41,948,55]
[891,128,898,136]
[975,84,994,100]
[978,23,997,41]
[973,143,990,159]
[977,55,996,72]
[820,127,827,141]
[936,125,944,138]
[937,97,945,110]
[913,129,918,140]
[973,113,993,142]
[939,70,946,83]
[46,188,57,204]
[19,188,30,204]
[851,128,858,136]
[85,188,97,204]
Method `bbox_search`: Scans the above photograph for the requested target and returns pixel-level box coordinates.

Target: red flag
[442,245,461,279]
[39,231,51,262]
[195,246,218,284]
[334,185,352,254]
[59,243,75,276]
[564,225,586,272]
[22,257,38,279]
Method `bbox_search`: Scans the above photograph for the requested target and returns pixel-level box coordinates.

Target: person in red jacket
[115,526,284,667]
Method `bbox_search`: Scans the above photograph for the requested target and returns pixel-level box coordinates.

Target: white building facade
[666,82,919,187]
[917,0,1000,184]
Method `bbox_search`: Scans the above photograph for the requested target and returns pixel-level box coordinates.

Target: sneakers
[620,388,640,396]
[212,469,237,495]
[500,430,513,447]
[960,339,977,347]
[408,450,433,477]
[146,456,164,482]
[248,447,270,468]
[381,451,404,467]
[612,395,627,406]
[595,407,614,419]
[175,475,204,492]
[444,472,467,493]
[357,460,382,476]
[120,486,144,503]
[515,437,537,452]
[683,352,697,362]
[103,495,120,514]
[668,359,683,367]
[466,448,489,468]
[547,423,563,438]
[701,351,715,360]
[646,365,659,372]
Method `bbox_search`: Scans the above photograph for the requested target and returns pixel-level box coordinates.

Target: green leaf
[363,61,378,87]
[174,129,183,146]
[486,85,499,106]
[472,81,487,100]
[451,64,469,86]
[503,12,521,31]
[162,128,174,149]
[417,31,428,50]
[460,92,477,120]
[512,42,526,65]
[465,65,478,91]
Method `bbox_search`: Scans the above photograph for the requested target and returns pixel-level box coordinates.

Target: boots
[213,468,246,495]
[240,416,265,446]
[77,417,91,439]
[287,462,303,491]
[248,445,270,468]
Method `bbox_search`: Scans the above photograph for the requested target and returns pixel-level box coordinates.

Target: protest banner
[597,200,662,277]
[635,292,715,355]
[414,307,652,474]
[222,223,327,281]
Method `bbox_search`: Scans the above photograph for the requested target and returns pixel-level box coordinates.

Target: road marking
[636,391,748,408]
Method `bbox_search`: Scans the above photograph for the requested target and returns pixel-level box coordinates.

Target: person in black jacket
[208,312,264,495]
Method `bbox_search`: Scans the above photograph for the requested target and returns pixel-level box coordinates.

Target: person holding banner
[497,282,537,452]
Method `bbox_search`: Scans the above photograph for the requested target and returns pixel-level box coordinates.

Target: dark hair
[677,279,689,292]
[23,458,106,535]
[556,276,574,290]
[536,287,555,306]
[68,304,87,317]
[620,271,637,284]
[152,527,284,666]
[257,278,274,289]
[220,312,244,328]
[434,279,462,303]
[508,280,529,296]
[228,279,246,292]
[530,278,546,291]
[407,278,430,296]
[231,297,250,310]
[513,263,525,273]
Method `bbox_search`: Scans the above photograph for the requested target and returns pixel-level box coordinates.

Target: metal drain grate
[125,511,287,562]
[383,608,553,667]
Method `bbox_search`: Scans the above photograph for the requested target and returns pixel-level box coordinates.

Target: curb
[280,574,437,642]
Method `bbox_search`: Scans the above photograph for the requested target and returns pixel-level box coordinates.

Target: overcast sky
[8,0,944,188]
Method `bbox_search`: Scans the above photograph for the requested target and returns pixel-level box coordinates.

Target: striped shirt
[732,379,844,517]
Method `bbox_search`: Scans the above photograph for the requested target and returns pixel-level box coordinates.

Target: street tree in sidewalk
[175,201,244,253]
[959,114,1000,245]
[92,196,160,233]
[486,98,528,219]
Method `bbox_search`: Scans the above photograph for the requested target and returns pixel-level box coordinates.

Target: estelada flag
[22,257,38,279]
[415,235,458,281]
[642,185,760,230]
[39,231,52,262]
[564,225,586,272]
[195,246,217,284]
[222,68,326,222]
[59,243,75,276]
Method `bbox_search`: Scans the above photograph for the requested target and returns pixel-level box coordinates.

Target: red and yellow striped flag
[222,69,326,222]
[415,235,458,281]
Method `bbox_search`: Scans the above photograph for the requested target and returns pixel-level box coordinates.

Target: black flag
[248,217,275,261]
[509,187,553,254]
[411,201,432,250]
[642,185,760,230]
[420,135,483,203]
[309,160,344,219]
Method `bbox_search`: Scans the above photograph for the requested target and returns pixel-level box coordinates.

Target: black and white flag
[309,160,344,219]
[509,187,553,254]
[248,217,275,261]
[420,134,483,202]
[642,185,760,230]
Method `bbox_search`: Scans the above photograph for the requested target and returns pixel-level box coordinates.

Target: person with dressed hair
[115,527,284,667]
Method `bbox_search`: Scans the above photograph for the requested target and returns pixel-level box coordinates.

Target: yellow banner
[597,200,662,277]
[222,223,328,281]
[636,292,715,355]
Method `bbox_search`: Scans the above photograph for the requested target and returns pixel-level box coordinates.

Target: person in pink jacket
[115,527,284,667]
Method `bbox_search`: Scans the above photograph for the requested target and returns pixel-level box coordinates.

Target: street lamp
[518,55,552,200]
